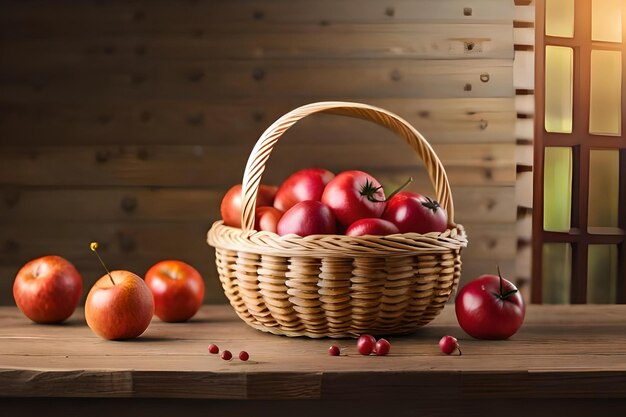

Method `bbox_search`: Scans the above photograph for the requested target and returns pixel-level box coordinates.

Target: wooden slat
[515,94,534,115]
[0,59,514,101]
[516,171,533,208]
[513,50,534,90]
[0,144,517,188]
[0,98,516,146]
[1,24,514,64]
[0,0,514,35]
[515,118,534,140]
[0,186,516,224]
[517,211,533,242]
[516,144,533,165]
[514,27,534,46]
[514,4,536,23]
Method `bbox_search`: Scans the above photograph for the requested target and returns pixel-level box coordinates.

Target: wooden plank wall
[0,0,517,305]
[513,0,535,302]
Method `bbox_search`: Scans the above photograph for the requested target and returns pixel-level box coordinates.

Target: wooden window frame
[533,0,626,304]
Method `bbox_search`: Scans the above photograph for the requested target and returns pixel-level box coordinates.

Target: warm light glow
[542,243,572,304]
[545,46,573,133]
[588,150,620,228]
[546,0,575,38]
[592,0,623,43]
[587,245,618,303]
[589,50,622,135]
[544,147,572,232]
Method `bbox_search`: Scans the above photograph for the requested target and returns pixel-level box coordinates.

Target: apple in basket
[277,200,337,236]
[382,191,448,234]
[13,255,83,323]
[273,168,335,212]
[85,243,154,340]
[220,183,278,228]
[220,167,448,236]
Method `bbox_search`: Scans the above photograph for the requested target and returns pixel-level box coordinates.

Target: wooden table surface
[2,304,626,416]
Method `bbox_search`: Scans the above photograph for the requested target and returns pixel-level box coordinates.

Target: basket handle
[240,101,455,232]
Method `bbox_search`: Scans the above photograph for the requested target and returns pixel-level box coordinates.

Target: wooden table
[1,305,626,416]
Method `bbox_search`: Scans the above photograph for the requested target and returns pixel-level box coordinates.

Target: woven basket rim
[207,220,467,258]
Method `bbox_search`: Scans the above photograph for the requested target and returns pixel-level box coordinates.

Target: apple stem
[457,345,462,356]
[34,261,43,278]
[90,242,115,285]
[495,265,518,300]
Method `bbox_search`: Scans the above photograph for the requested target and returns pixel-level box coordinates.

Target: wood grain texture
[0,186,516,224]
[1,59,513,101]
[1,305,626,401]
[0,0,519,307]
[0,0,514,32]
[0,144,516,187]
[1,24,513,63]
[0,98,515,146]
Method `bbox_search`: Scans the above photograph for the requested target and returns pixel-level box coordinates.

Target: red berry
[328,346,340,356]
[357,334,376,355]
[221,350,233,361]
[439,335,461,356]
[239,351,249,361]
[208,344,219,354]
[375,338,391,356]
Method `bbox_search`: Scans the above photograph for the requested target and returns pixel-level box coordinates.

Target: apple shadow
[29,319,86,328]
[153,317,233,324]
[113,336,178,343]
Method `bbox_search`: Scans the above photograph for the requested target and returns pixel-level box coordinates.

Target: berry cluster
[208,343,249,361]
[328,334,391,356]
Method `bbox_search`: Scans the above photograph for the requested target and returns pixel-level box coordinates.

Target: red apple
[85,270,154,340]
[254,206,283,233]
[145,260,205,322]
[13,255,83,324]
[220,184,278,228]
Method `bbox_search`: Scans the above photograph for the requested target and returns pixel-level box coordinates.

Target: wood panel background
[0,0,518,305]
[513,0,534,303]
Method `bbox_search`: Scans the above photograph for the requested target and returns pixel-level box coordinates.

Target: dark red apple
[276,201,337,236]
[13,255,83,324]
[346,218,400,236]
[145,260,205,322]
[85,270,154,340]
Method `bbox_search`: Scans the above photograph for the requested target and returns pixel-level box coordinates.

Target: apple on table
[13,255,83,324]
[145,260,205,322]
[85,243,154,340]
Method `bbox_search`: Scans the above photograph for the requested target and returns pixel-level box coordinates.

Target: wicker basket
[207,101,468,338]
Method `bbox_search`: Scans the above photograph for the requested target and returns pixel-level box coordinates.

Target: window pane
[590,50,622,135]
[546,0,575,38]
[592,0,622,43]
[587,245,618,303]
[545,46,573,133]
[588,150,620,228]
[542,243,572,304]
[544,147,572,232]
